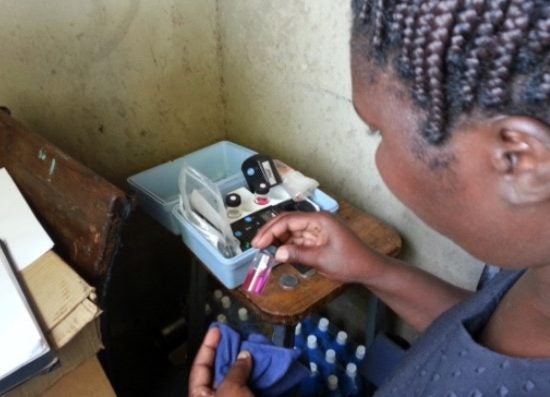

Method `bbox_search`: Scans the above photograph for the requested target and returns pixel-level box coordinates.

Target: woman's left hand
[188,327,254,397]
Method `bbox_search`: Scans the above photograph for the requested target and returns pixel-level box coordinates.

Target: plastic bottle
[305,335,324,366]
[300,316,316,335]
[299,362,323,397]
[342,362,364,397]
[326,374,343,397]
[216,313,227,324]
[204,303,214,324]
[210,288,223,312]
[322,348,339,378]
[294,322,307,361]
[220,295,238,325]
[313,317,333,350]
[353,344,366,368]
[331,330,351,364]
[221,295,231,311]
[236,307,259,336]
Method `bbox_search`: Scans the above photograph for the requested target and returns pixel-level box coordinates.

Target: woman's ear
[490,116,550,205]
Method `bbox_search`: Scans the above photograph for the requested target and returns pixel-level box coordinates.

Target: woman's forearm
[355,248,473,332]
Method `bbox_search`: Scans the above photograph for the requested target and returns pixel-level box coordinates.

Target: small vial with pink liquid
[242,248,277,294]
[253,182,270,206]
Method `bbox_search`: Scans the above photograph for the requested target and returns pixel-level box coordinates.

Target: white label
[261,161,277,185]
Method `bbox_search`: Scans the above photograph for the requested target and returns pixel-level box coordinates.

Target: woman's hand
[251,211,376,283]
[188,327,254,397]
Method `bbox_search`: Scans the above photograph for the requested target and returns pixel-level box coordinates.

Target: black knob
[225,193,241,208]
[254,182,270,195]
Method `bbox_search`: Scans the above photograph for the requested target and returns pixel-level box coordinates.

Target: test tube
[242,249,276,294]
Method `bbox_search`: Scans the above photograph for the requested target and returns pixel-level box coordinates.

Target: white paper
[0,168,53,270]
[0,247,49,380]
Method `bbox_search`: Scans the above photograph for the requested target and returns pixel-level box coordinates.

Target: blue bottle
[294,322,307,362]
[299,362,323,396]
[300,316,316,335]
[305,335,324,366]
[236,307,259,336]
[208,288,224,316]
[331,330,352,365]
[212,288,224,306]
[215,313,228,324]
[342,362,364,397]
[313,317,333,350]
[322,348,339,378]
[353,344,366,368]
[326,374,343,397]
[204,302,214,324]
[221,295,239,326]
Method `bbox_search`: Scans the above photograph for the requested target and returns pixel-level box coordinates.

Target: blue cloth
[375,269,550,396]
[212,322,308,397]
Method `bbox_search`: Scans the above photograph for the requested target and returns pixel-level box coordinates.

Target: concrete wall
[0,0,225,186]
[219,0,483,291]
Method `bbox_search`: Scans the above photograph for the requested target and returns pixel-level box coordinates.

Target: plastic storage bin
[127,141,256,234]
[128,140,339,288]
[172,188,338,288]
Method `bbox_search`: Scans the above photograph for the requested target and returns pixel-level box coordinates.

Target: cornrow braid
[481,0,534,107]
[353,0,550,145]
[372,0,386,51]
[446,0,485,114]
[524,54,550,104]
[396,0,422,78]
[423,0,460,143]
[447,0,485,67]
[460,0,508,110]
[517,3,550,70]
[410,1,437,107]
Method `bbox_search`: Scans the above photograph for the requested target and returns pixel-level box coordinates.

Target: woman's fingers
[188,327,221,396]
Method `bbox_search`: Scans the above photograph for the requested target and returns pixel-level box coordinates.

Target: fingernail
[251,237,258,246]
[275,247,289,262]
[237,350,250,360]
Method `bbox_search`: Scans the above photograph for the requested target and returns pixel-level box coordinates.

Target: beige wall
[219,0,483,289]
[0,1,482,289]
[0,0,225,186]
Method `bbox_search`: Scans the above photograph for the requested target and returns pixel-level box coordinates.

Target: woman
[190,0,550,395]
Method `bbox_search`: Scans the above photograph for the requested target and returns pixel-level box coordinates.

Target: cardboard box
[5,251,102,397]
[41,357,115,397]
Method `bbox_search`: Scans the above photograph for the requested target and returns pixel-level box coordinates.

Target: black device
[230,198,318,251]
[241,154,282,192]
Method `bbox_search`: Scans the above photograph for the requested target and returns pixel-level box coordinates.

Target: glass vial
[225,193,242,219]
[253,182,270,205]
[242,249,276,294]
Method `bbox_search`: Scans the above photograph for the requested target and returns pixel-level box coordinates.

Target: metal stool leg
[271,324,295,347]
[187,256,209,361]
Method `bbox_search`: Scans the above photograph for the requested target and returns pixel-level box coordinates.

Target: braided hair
[352,0,550,145]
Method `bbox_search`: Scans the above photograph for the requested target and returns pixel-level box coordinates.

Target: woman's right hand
[251,211,378,283]
[252,211,473,333]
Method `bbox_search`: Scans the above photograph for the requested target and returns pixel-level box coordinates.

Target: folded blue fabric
[212,322,309,397]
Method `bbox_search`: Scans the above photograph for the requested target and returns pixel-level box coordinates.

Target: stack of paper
[0,168,57,394]
[0,244,57,394]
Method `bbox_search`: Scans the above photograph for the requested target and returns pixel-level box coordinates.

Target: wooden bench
[0,107,131,288]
